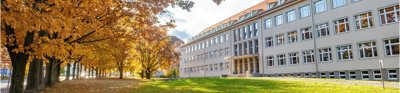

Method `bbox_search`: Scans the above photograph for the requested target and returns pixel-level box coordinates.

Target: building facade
[179,0,399,81]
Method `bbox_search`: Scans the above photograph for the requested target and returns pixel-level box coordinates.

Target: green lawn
[131,78,400,93]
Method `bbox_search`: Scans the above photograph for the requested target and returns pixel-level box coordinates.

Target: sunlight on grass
[130,78,400,93]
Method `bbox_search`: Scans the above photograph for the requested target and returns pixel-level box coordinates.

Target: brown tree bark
[25,58,42,93]
[65,63,71,80]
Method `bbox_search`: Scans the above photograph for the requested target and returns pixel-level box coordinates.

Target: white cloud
[167,0,264,42]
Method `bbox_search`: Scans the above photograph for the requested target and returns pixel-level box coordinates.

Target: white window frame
[373,70,382,80]
[315,0,327,13]
[358,41,378,58]
[303,50,315,63]
[349,71,356,79]
[289,52,299,65]
[384,38,399,56]
[379,5,400,24]
[265,18,272,28]
[337,45,353,61]
[334,18,349,33]
[287,10,296,22]
[288,31,298,43]
[300,5,310,18]
[361,70,369,80]
[301,27,313,40]
[355,12,373,30]
[332,0,346,8]
[266,56,275,66]
[319,48,332,62]
[329,72,335,78]
[277,54,286,66]
[388,70,398,80]
[276,34,285,45]
[316,23,330,37]
[275,14,284,26]
[266,37,274,48]
[320,72,326,78]
[339,72,346,79]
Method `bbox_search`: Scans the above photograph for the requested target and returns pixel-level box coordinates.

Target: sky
[166,0,264,42]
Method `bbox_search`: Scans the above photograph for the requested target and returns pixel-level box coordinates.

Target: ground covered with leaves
[39,78,144,93]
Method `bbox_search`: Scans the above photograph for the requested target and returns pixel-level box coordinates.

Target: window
[332,0,346,8]
[253,22,258,36]
[288,31,298,43]
[225,48,229,56]
[361,70,369,80]
[289,52,299,64]
[337,45,353,60]
[266,37,274,48]
[358,42,378,58]
[319,48,332,62]
[220,35,224,43]
[349,71,356,79]
[320,72,326,78]
[243,27,247,39]
[315,0,327,13]
[226,34,229,41]
[287,10,296,22]
[266,56,274,66]
[215,37,218,44]
[210,39,214,45]
[275,14,283,26]
[300,5,310,18]
[384,38,399,56]
[388,70,398,80]
[220,63,224,70]
[334,18,350,33]
[329,72,335,78]
[355,12,373,30]
[303,50,315,63]
[301,27,312,40]
[277,54,286,66]
[339,72,346,79]
[379,5,399,24]
[373,70,382,80]
[276,34,285,45]
[247,25,252,38]
[265,18,272,28]
[316,23,330,37]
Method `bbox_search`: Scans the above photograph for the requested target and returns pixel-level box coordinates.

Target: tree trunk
[55,62,61,82]
[5,24,34,93]
[145,69,151,79]
[79,64,83,79]
[91,67,94,78]
[140,70,144,79]
[72,62,76,79]
[8,55,28,93]
[76,63,81,79]
[37,60,44,90]
[25,58,42,93]
[119,67,123,79]
[45,59,57,87]
[65,63,71,80]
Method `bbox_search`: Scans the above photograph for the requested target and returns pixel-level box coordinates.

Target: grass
[131,78,400,93]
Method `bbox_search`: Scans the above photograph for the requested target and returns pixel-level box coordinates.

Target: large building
[179,0,399,81]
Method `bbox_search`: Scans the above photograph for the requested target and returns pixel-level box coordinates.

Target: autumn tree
[1,0,193,92]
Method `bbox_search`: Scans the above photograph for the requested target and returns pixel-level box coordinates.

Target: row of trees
[1,0,193,93]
